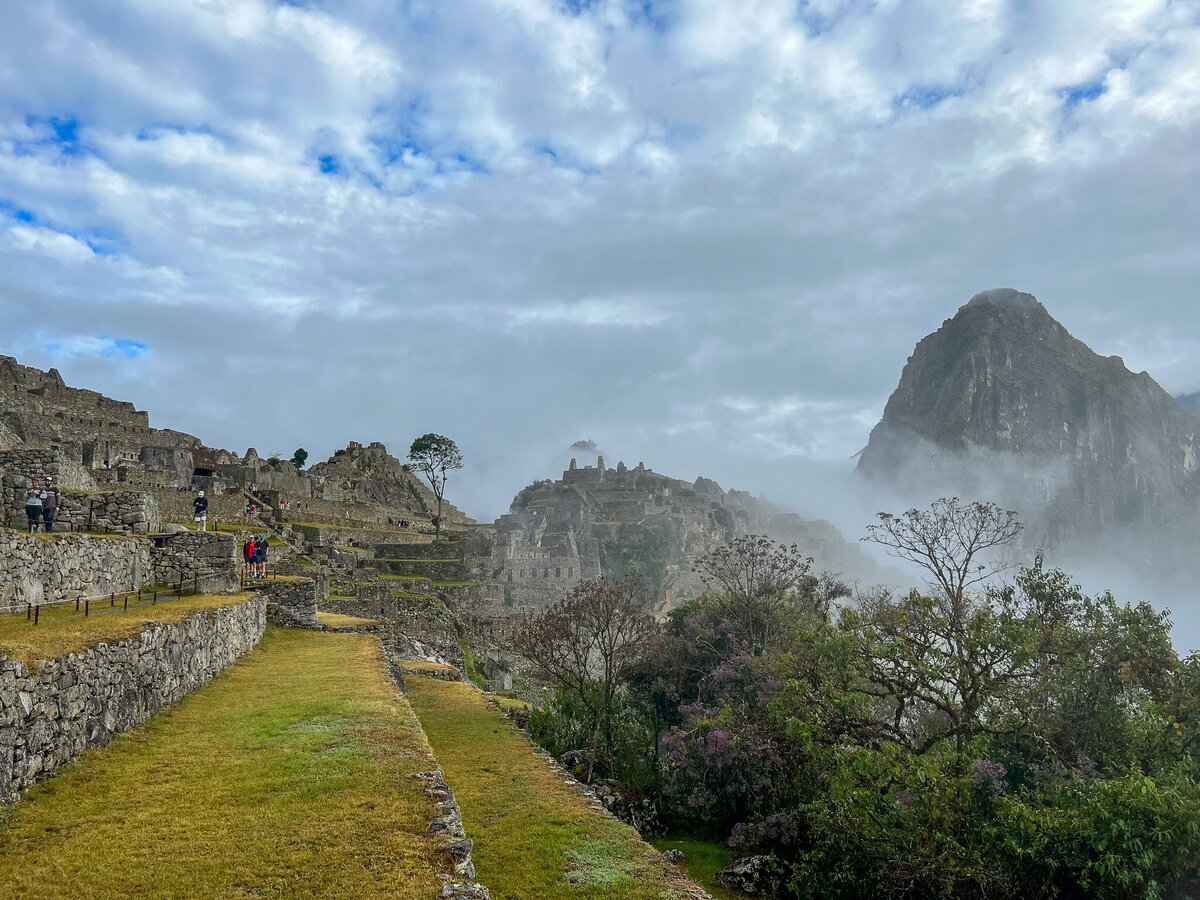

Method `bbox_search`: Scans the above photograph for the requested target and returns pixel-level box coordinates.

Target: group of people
[24,477,61,533]
[242,534,270,578]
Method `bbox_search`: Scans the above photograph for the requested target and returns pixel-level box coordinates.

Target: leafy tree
[291,447,308,470]
[512,576,657,778]
[693,535,835,656]
[407,433,463,539]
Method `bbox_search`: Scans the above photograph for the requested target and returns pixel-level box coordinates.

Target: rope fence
[4,566,279,627]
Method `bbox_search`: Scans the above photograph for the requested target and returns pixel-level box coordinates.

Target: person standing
[243,536,255,577]
[24,478,43,533]
[256,533,269,578]
[193,490,209,531]
[41,477,61,532]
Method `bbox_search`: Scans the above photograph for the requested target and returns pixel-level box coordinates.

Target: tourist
[41,477,61,533]
[256,533,269,578]
[243,536,255,576]
[24,478,42,533]
[193,490,209,531]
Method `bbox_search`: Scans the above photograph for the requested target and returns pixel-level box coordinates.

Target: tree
[407,433,463,540]
[863,497,1021,613]
[291,447,308,470]
[512,576,658,775]
[693,535,833,656]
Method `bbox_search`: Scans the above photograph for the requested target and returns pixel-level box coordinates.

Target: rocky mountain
[1178,392,1200,412]
[465,455,881,615]
[307,441,474,525]
[856,288,1200,553]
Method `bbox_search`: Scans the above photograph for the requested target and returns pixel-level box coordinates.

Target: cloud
[0,0,1196,560]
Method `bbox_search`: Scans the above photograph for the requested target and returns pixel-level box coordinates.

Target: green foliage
[407,433,463,539]
[604,520,676,599]
[291,447,308,470]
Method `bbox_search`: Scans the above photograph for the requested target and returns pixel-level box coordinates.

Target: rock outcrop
[467,457,879,615]
[856,288,1200,552]
[307,441,474,526]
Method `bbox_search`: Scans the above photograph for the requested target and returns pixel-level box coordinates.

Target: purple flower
[970,759,1007,795]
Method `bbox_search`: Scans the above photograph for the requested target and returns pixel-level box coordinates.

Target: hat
[198,490,205,497]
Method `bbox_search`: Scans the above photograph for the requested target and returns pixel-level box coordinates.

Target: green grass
[0,629,447,899]
[316,611,383,628]
[0,592,258,668]
[488,695,532,712]
[431,579,477,587]
[406,676,697,900]
[649,836,740,900]
[380,573,433,581]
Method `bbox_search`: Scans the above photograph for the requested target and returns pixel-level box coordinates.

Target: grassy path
[0,628,446,899]
[406,675,704,900]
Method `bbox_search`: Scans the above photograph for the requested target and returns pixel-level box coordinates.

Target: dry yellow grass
[0,628,448,899]
[316,610,383,627]
[0,592,257,668]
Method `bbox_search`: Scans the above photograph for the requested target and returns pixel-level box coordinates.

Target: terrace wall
[0,596,266,803]
[0,531,151,613]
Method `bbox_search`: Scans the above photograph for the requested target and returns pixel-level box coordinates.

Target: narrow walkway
[406,675,711,900]
[0,629,447,899]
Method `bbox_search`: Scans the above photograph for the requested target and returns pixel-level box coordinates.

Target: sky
[1,0,1199,529]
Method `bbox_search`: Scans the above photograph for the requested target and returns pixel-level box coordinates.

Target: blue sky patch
[892,84,964,111]
[44,336,149,360]
[1061,77,1107,107]
[318,154,342,175]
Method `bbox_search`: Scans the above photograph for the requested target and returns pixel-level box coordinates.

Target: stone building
[467,457,881,616]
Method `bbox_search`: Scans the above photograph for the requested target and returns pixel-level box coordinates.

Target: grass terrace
[0,628,447,898]
[649,836,739,900]
[316,611,383,628]
[0,591,257,669]
[406,675,697,899]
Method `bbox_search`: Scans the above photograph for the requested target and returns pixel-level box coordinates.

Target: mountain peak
[962,287,1046,315]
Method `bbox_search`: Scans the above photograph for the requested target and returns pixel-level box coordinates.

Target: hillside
[857,288,1200,552]
[466,455,881,615]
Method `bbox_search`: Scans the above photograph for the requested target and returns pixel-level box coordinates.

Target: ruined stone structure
[0,356,203,469]
[149,531,240,594]
[0,532,153,612]
[0,596,266,802]
[256,576,325,629]
[466,457,877,616]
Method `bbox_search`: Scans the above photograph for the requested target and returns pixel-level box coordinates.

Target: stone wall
[148,488,251,525]
[0,531,152,612]
[149,532,239,594]
[256,576,324,629]
[290,522,432,548]
[0,449,96,491]
[55,491,161,535]
[0,596,265,802]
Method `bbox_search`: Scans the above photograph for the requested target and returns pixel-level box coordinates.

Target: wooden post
[34,605,39,626]
[110,593,114,608]
[26,603,31,620]
[85,599,89,617]
[178,576,183,596]
[153,590,157,605]
[75,598,80,612]
[123,595,128,611]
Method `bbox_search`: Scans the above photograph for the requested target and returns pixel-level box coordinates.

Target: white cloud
[0,0,1196,525]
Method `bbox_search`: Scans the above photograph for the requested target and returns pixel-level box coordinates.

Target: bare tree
[512,576,658,768]
[863,497,1022,610]
[693,535,827,655]
[794,498,1033,763]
